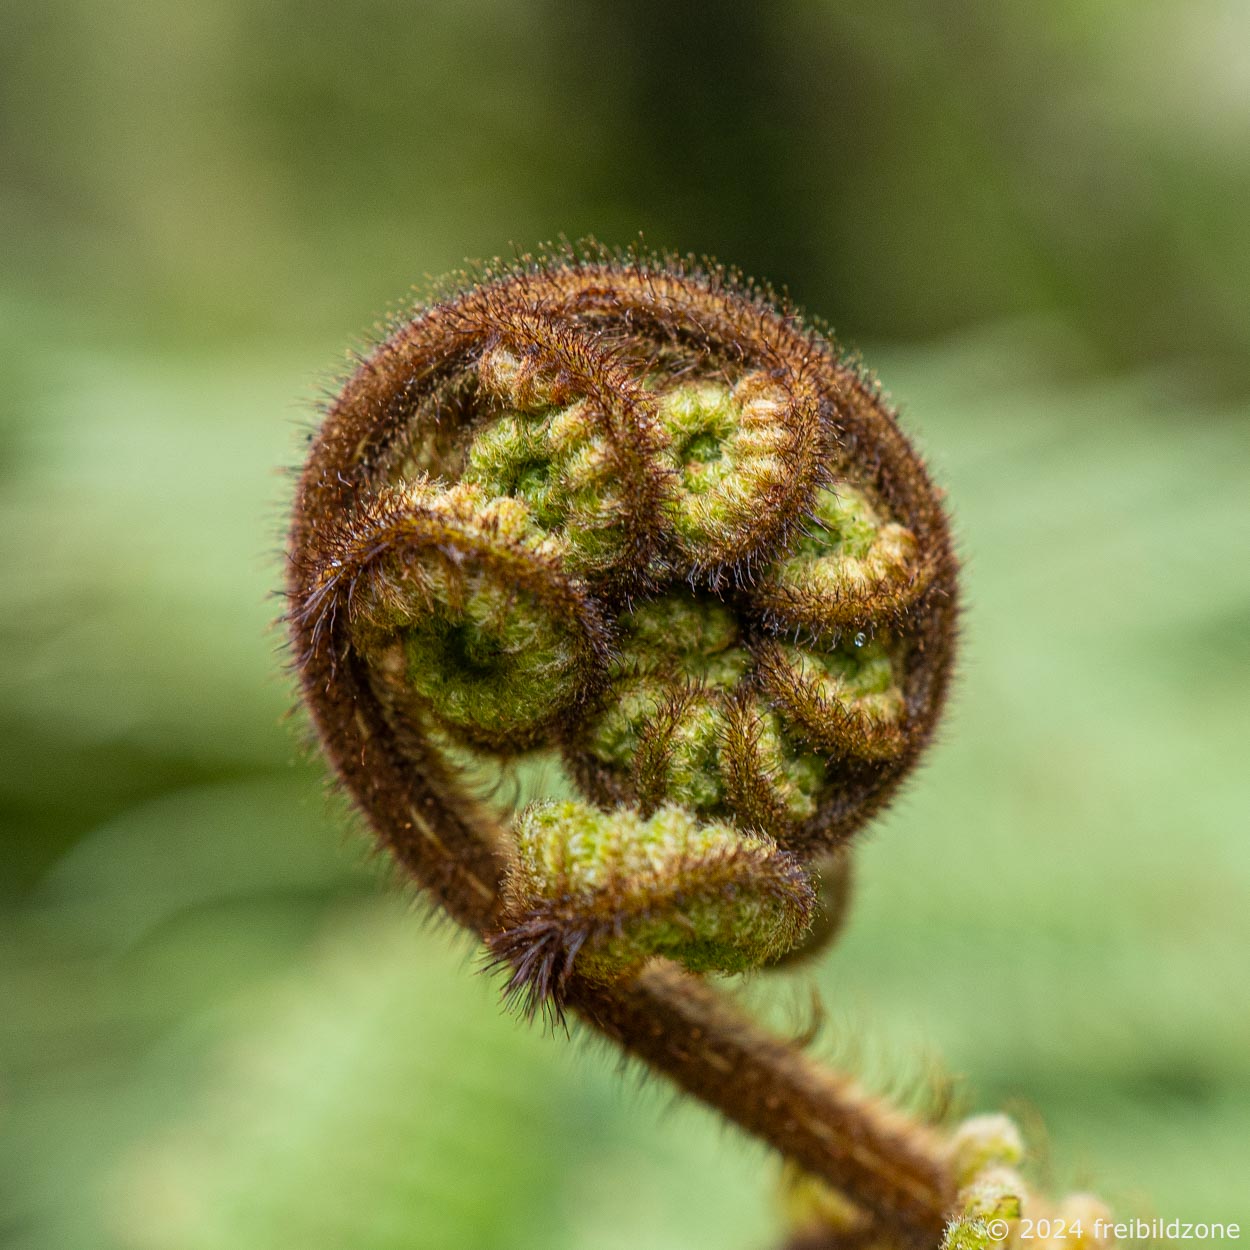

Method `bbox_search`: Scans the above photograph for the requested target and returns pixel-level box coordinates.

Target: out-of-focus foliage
[1,2,1247,1247]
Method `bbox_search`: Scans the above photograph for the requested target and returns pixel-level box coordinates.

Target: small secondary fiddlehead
[286,246,1105,1249]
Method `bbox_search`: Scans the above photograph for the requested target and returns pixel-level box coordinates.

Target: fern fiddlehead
[286,247,1104,1249]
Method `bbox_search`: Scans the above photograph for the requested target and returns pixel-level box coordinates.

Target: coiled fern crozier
[286,246,1109,1250]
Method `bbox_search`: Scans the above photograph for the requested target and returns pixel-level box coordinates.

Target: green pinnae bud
[583,596,748,773]
[755,483,928,637]
[658,372,822,575]
[579,595,768,820]
[948,1115,1025,1187]
[494,800,815,1008]
[801,485,884,559]
[755,636,908,761]
[575,593,841,841]
[462,383,645,577]
[660,382,737,485]
[940,1172,1026,1250]
[462,412,561,524]
[587,681,831,839]
[341,480,607,752]
[941,1215,1012,1250]
[960,1167,1025,1224]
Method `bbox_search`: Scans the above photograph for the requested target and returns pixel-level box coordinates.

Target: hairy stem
[574,966,954,1246]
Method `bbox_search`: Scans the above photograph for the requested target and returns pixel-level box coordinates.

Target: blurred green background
[2,2,1248,1247]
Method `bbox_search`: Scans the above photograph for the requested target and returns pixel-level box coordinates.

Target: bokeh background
[2,3,1248,1247]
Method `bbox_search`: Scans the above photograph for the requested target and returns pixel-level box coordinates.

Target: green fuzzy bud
[342,480,607,752]
[755,636,909,762]
[941,1158,1027,1250]
[461,397,638,576]
[576,594,830,837]
[658,372,822,575]
[494,800,815,1010]
[949,1114,1026,1187]
[755,483,928,639]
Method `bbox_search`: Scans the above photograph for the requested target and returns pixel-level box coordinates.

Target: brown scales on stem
[286,246,973,1248]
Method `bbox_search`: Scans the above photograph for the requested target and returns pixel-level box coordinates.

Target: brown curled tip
[288,249,959,881]
[485,913,589,1026]
[285,246,964,1248]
